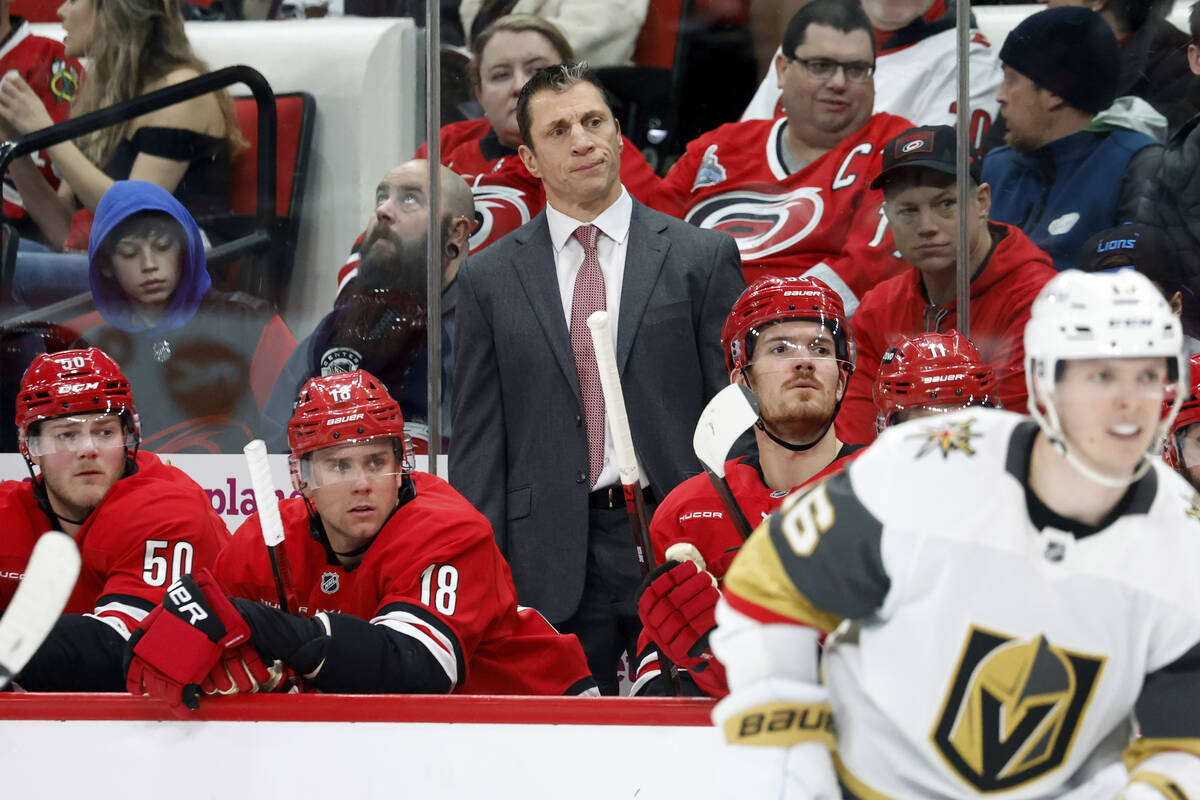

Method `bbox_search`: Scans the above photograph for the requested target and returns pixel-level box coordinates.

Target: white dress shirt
[545,187,646,492]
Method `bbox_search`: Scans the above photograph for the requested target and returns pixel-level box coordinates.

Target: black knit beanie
[999,6,1120,115]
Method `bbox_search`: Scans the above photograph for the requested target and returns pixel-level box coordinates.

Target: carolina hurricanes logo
[470,184,533,252]
[685,187,824,261]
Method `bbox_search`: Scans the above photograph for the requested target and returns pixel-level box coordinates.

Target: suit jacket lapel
[617,200,668,372]
[512,214,580,395]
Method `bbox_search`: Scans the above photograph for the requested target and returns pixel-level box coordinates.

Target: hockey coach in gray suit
[450,63,744,694]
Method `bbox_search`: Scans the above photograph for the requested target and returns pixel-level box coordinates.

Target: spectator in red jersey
[651,0,913,310]
[632,276,863,698]
[837,124,1055,445]
[0,0,83,244]
[403,15,659,259]
[124,370,597,712]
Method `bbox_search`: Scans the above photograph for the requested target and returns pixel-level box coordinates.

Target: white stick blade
[693,384,760,478]
[586,310,641,485]
[244,439,286,547]
[0,531,81,686]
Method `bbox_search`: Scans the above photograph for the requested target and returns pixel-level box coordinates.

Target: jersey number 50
[142,540,195,587]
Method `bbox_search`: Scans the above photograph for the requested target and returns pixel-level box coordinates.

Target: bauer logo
[326,413,364,426]
[932,626,1104,792]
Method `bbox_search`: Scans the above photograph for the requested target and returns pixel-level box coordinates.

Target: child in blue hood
[78,180,296,453]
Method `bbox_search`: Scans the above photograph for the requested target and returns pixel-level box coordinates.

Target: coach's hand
[124,569,252,714]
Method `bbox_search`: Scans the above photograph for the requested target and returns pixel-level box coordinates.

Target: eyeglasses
[788,56,875,84]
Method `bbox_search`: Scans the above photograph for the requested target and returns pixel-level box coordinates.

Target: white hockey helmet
[1024,268,1186,486]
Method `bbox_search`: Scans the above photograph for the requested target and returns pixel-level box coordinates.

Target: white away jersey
[725,408,1200,798]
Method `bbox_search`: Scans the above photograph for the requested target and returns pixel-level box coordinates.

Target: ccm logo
[167,581,209,625]
[57,382,99,394]
[326,413,364,426]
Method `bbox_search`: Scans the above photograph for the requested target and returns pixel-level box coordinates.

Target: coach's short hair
[515,62,614,150]
[781,0,876,61]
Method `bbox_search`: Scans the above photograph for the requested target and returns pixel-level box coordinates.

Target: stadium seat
[204,91,315,307]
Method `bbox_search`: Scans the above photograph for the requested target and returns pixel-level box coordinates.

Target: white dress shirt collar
[546,186,632,253]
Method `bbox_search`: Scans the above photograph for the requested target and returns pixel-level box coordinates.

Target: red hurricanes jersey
[634,447,862,697]
[651,114,913,304]
[0,451,228,636]
[0,21,82,221]
[215,472,595,695]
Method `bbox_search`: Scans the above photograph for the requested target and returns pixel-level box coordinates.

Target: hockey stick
[0,531,81,689]
[693,383,761,541]
[586,310,682,696]
[244,440,296,615]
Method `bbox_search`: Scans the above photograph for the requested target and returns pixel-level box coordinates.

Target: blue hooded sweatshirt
[88,180,212,335]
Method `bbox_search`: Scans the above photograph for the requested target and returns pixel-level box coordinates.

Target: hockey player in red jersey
[837,124,1055,445]
[651,0,912,308]
[873,330,1000,431]
[124,370,597,709]
[0,347,227,691]
[0,4,83,234]
[1164,353,1200,491]
[633,276,862,698]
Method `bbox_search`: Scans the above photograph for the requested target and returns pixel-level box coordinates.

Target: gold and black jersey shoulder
[724,470,890,629]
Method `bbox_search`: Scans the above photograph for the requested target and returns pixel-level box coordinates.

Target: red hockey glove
[124,569,252,714]
[200,643,285,696]
[636,559,720,671]
[708,546,742,582]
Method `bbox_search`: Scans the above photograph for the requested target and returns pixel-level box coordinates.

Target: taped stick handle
[243,440,294,615]
[587,310,682,696]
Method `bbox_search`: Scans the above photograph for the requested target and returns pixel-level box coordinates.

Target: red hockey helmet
[1164,354,1200,469]
[287,370,411,490]
[721,276,855,373]
[873,331,1000,431]
[16,347,140,460]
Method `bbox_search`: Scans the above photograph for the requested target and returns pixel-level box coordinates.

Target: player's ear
[731,367,747,387]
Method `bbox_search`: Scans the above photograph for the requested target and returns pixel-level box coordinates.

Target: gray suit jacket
[449,198,745,623]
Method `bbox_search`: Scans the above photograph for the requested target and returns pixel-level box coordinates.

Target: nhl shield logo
[320,571,340,595]
[932,626,1105,792]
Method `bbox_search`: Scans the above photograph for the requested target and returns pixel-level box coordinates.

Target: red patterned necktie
[570,223,607,486]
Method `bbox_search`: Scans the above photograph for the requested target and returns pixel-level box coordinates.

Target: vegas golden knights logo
[931,626,1105,792]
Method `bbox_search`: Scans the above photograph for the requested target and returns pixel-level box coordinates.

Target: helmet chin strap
[743,366,847,453]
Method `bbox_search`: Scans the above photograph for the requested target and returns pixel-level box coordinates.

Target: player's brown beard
[754,367,842,446]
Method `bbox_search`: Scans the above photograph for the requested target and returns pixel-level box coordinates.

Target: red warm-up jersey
[634,446,862,697]
[0,451,228,636]
[0,20,82,222]
[836,222,1056,445]
[651,114,913,304]
[215,472,595,695]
